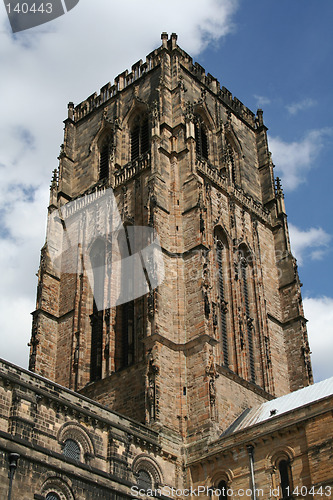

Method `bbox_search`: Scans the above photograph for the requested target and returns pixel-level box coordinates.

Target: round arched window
[63,438,80,461]
[137,469,152,490]
[46,493,61,500]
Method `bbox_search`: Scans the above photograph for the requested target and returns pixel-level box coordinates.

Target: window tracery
[131,114,150,162]
[195,116,209,160]
[99,133,113,181]
[214,228,231,367]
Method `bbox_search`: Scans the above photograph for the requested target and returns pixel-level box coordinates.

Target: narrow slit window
[279,459,292,499]
[195,118,209,160]
[131,115,150,162]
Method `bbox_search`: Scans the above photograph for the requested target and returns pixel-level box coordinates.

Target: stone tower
[29,33,312,444]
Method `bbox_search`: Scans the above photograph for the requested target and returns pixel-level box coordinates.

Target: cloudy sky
[0,0,332,382]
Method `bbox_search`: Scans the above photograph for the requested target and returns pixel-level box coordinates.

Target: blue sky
[0,0,332,382]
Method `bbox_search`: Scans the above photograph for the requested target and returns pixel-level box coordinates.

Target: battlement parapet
[71,33,258,129]
[73,53,160,122]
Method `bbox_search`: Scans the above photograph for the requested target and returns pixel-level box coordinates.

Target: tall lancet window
[131,114,150,162]
[115,226,135,371]
[215,229,230,367]
[90,239,106,381]
[99,133,113,181]
[239,246,256,383]
[195,116,209,160]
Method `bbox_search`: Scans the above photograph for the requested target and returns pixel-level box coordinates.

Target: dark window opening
[90,240,106,381]
[115,226,135,371]
[279,459,292,499]
[195,119,209,160]
[63,438,80,461]
[46,494,61,500]
[218,480,228,500]
[131,116,150,162]
[122,300,134,367]
[99,135,113,180]
[137,470,152,491]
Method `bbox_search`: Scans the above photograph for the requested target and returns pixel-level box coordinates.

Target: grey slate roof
[223,376,333,436]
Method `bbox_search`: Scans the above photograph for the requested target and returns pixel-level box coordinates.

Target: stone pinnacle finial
[161,32,168,48]
[171,33,178,49]
[275,177,283,195]
[257,108,264,126]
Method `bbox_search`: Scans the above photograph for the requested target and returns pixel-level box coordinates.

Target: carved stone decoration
[148,289,157,318]
[212,302,218,336]
[209,377,216,406]
[202,249,212,319]
[264,335,271,365]
[220,300,229,314]
[149,99,160,127]
[145,348,160,424]
[184,101,194,122]
[239,312,245,350]
[28,316,40,372]
[145,183,157,227]
[205,350,219,421]
[178,75,187,92]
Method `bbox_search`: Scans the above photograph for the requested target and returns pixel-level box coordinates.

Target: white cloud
[254,94,271,107]
[268,128,333,191]
[0,0,240,368]
[303,296,333,382]
[289,223,331,266]
[286,98,316,115]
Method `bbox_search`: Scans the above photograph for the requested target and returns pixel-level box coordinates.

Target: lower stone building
[0,359,332,499]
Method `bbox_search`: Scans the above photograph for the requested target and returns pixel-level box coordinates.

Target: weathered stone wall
[30,33,312,440]
[0,359,180,499]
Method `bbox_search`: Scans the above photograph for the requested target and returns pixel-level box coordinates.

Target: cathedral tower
[29,33,312,443]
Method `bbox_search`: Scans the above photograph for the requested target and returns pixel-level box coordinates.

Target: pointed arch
[214,226,232,368]
[123,101,151,164]
[194,113,209,161]
[91,123,115,182]
[223,123,243,185]
[238,243,256,383]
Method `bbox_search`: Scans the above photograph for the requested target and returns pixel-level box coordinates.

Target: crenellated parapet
[70,33,257,129]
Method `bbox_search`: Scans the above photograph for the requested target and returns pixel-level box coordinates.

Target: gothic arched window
[115,226,135,371]
[278,459,293,499]
[99,133,113,180]
[239,247,256,383]
[214,229,231,368]
[137,469,153,491]
[63,438,80,461]
[90,239,106,381]
[131,114,150,162]
[195,117,209,160]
